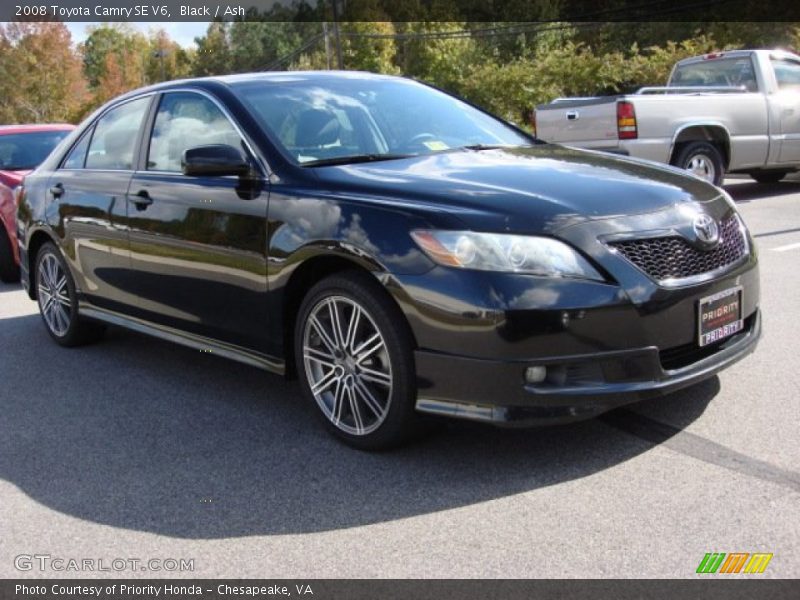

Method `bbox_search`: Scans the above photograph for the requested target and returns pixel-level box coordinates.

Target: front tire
[294,271,420,450]
[35,242,104,346]
[672,141,725,186]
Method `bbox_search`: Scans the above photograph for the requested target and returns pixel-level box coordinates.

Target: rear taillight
[617,101,637,140]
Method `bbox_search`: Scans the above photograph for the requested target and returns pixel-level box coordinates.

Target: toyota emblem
[693,214,720,245]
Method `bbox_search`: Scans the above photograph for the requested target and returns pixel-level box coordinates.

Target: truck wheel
[672,141,725,186]
[294,270,423,450]
[750,171,788,184]
[0,225,20,283]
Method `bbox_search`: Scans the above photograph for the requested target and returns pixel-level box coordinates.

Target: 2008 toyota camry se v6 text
[16,72,760,449]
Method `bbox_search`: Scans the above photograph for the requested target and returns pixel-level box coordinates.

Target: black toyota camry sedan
[16,72,760,449]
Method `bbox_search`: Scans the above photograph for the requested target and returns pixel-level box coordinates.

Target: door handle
[49,183,64,197]
[131,189,153,210]
[566,110,579,121]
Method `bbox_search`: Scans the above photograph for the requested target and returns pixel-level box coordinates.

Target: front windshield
[234,75,532,165]
[0,130,71,170]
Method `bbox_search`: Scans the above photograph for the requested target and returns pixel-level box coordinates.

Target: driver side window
[147,92,243,172]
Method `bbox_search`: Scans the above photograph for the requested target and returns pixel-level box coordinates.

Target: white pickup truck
[534,49,800,186]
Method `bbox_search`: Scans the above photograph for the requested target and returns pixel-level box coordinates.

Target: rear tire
[750,171,788,184]
[0,225,20,283]
[294,270,421,450]
[35,242,104,347]
[672,141,725,186]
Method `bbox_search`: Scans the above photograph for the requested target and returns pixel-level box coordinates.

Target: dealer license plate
[698,286,743,347]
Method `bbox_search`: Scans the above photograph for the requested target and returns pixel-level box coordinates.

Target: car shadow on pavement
[724,180,800,203]
[0,313,719,538]
[0,281,22,294]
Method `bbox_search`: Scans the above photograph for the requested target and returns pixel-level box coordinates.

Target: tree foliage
[341,21,400,74]
[145,28,194,84]
[194,22,232,76]
[0,19,798,127]
[0,22,88,123]
[82,24,147,89]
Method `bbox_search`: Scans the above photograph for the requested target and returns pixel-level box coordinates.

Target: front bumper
[393,197,760,426]
[414,309,760,426]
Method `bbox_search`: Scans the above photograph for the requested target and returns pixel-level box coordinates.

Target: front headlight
[410,230,604,281]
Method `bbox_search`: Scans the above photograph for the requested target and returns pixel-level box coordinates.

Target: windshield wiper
[301,154,414,167]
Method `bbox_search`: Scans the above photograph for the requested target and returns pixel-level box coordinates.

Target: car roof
[0,123,76,135]
[212,70,398,84]
[113,70,404,99]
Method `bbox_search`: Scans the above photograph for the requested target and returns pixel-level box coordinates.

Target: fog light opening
[525,366,547,384]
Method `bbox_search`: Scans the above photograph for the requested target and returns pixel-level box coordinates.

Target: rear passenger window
[62,127,93,169]
[147,92,243,172]
[85,96,150,170]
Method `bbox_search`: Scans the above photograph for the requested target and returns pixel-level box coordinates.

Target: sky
[65,22,209,48]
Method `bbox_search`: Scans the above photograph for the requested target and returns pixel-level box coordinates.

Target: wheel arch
[670,123,732,170]
[24,228,58,300]
[280,250,417,379]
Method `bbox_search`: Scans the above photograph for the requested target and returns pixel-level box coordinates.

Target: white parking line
[772,242,800,252]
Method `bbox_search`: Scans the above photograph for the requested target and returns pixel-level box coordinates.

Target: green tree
[341,22,400,73]
[194,22,232,76]
[81,24,147,89]
[229,21,303,72]
[401,22,478,92]
[145,28,194,83]
[705,22,797,50]
[0,22,89,123]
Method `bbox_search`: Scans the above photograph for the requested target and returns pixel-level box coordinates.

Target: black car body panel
[309,145,719,235]
[16,72,760,426]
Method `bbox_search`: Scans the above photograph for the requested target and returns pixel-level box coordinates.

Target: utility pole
[331,0,343,70]
[153,48,168,82]
[322,22,332,70]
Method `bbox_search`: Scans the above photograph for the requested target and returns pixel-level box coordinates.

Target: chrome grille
[608,215,746,282]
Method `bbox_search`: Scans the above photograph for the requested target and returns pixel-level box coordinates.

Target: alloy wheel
[302,295,393,436]
[37,253,72,337]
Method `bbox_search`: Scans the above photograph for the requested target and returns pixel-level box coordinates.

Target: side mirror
[181,144,252,177]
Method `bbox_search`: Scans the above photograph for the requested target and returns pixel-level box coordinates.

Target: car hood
[0,169,30,188]
[311,145,721,233]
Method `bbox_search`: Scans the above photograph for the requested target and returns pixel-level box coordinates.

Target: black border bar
[3,0,800,22]
[2,580,799,600]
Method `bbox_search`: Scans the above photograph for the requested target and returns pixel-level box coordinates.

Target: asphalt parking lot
[1,176,799,579]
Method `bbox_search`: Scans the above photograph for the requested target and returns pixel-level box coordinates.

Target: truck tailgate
[536,98,620,148]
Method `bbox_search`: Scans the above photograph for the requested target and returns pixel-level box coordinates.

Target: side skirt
[80,305,285,376]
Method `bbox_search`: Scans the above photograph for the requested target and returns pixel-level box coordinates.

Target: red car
[0,124,74,281]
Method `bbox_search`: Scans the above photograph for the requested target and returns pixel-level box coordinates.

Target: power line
[258,21,592,72]
[258,0,732,71]
[262,31,324,70]
[339,0,731,40]
[341,21,587,41]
